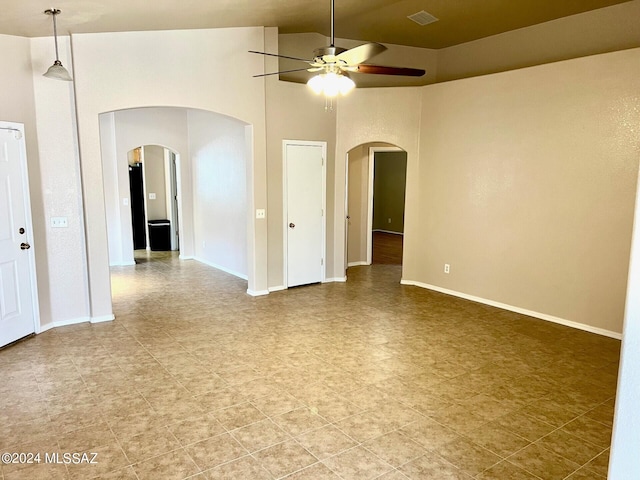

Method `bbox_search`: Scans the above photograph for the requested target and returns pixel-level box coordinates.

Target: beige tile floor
[0,251,619,479]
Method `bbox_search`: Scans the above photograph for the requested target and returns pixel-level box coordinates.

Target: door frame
[282,140,327,288]
[366,146,404,265]
[0,121,40,335]
[164,149,180,251]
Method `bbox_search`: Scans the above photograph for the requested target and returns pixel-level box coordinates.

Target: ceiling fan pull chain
[325,96,334,112]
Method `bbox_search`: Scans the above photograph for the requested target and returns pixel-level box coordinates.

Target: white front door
[284,142,326,287]
[0,123,37,347]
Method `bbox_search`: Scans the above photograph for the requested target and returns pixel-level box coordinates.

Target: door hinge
[321,258,324,266]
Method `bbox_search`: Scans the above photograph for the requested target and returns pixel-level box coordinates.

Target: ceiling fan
[250,0,426,97]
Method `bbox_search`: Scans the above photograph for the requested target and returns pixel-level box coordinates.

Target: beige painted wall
[189,109,248,278]
[142,145,167,221]
[71,26,269,310]
[0,34,51,327]
[414,49,640,335]
[2,34,91,329]
[347,145,369,265]
[335,48,640,336]
[335,87,424,280]
[372,151,407,233]
[264,28,338,287]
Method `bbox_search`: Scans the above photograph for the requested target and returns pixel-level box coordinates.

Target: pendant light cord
[52,11,61,62]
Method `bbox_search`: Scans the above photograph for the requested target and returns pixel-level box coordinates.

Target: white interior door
[0,123,37,347]
[284,142,325,287]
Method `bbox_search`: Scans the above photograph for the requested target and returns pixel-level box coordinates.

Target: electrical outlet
[444,264,450,274]
[388,218,392,223]
[149,193,156,200]
[256,209,266,219]
[51,217,68,228]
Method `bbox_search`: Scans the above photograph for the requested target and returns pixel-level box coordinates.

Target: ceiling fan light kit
[43,8,72,81]
[250,0,425,107]
[307,71,355,97]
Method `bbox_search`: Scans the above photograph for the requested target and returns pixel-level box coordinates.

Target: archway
[346,142,408,273]
[99,106,251,294]
[126,145,180,255]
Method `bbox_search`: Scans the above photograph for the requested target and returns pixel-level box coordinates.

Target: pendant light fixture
[43,8,72,81]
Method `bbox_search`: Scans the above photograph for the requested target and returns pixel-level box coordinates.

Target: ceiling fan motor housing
[313,45,347,63]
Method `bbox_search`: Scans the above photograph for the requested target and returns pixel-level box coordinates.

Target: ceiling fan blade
[248,50,312,63]
[356,64,426,77]
[336,43,387,66]
[253,68,312,78]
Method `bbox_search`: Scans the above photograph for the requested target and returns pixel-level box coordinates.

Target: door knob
[289,223,295,228]
[20,242,31,250]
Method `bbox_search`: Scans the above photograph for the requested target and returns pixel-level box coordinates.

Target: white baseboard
[348,261,369,267]
[38,322,55,333]
[91,314,115,324]
[400,279,622,340]
[109,261,136,267]
[247,289,269,297]
[179,255,194,260]
[55,316,91,327]
[372,229,404,235]
[194,257,248,280]
[269,285,286,292]
[38,314,104,334]
[324,277,347,283]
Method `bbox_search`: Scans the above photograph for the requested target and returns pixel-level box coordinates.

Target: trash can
[148,220,171,251]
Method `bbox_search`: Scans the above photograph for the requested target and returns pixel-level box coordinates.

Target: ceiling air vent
[407,10,439,26]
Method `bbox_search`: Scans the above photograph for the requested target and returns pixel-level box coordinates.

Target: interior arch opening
[346,142,408,275]
[99,106,251,298]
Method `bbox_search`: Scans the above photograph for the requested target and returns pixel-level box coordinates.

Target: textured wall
[347,145,369,265]
[415,48,640,335]
[30,36,90,326]
[335,87,423,280]
[264,27,338,287]
[189,109,248,278]
[72,27,269,308]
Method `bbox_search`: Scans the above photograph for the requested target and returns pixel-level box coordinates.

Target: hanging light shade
[307,71,355,98]
[43,9,72,81]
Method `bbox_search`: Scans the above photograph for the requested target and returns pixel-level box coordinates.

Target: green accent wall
[373,151,407,233]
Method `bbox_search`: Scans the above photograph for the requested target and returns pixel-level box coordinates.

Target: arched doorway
[127,145,180,255]
[346,142,408,270]
[99,106,251,294]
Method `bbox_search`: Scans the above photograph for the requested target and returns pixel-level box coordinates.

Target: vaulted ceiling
[6,1,639,87]
[3,0,633,48]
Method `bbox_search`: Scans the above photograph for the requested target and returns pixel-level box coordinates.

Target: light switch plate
[256,209,266,219]
[149,193,156,200]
